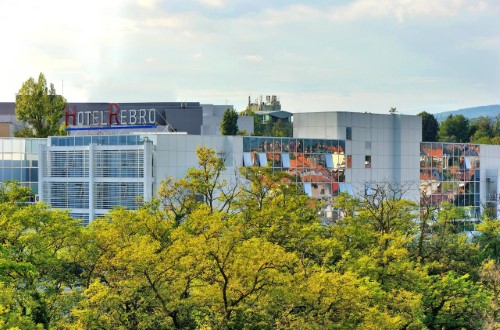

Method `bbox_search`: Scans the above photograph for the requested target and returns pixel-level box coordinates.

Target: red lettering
[109,103,120,125]
[65,105,76,126]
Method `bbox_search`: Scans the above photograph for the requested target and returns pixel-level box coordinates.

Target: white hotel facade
[0,104,499,224]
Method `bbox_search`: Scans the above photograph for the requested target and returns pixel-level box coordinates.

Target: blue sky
[0,0,498,114]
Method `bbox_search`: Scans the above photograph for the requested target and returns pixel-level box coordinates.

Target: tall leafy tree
[0,182,85,328]
[15,72,67,137]
[270,119,293,137]
[469,116,495,144]
[220,108,239,135]
[438,114,470,142]
[418,111,439,142]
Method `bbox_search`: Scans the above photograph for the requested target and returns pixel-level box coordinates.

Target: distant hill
[434,105,500,121]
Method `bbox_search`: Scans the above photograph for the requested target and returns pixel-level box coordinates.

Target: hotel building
[0,101,499,224]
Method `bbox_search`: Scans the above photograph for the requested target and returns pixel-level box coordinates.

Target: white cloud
[198,0,226,8]
[243,55,264,62]
[328,0,498,22]
[141,17,186,28]
[136,0,157,9]
[261,5,324,25]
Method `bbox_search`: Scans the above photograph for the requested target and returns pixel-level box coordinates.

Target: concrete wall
[146,134,244,195]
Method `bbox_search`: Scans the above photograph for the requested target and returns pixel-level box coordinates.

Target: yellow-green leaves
[15,73,67,138]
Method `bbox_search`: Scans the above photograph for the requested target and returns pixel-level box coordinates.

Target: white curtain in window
[282,153,290,168]
[303,182,312,197]
[464,157,472,169]
[258,153,267,167]
[325,154,334,168]
[243,152,252,167]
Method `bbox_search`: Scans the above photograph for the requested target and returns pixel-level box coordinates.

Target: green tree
[438,114,470,142]
[421,272,489,329]
[480,260,500,328]
[220,108,239,135]
[469,116,495,144]
[157,146,237,221]
[66,208,195,329]
[270,119,293,137]
[15,72,67,137]
[0,182,86,329]
[418,111,439,142]
[414,203,481,277]
[475,218,500,261]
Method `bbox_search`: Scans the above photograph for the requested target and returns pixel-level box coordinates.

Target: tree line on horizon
[0,146,499,329]
[418,111,500,145]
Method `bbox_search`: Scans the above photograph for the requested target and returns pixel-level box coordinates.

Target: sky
[0,0,499,115]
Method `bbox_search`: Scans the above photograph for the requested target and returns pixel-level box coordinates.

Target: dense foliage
[0,148,499,329]
[15,73,67,138]
[438,115,470,143]
[220,109,239,135]
[433,114,500,144]
[418,111,439,142]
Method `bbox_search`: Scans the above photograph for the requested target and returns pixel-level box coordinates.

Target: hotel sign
[65,103,157,128]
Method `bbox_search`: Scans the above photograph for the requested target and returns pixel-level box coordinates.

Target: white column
[88,144,95,222]
[38,144,46,202]
[143,141,153,201]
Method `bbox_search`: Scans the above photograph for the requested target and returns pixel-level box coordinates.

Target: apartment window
[365,155,371,168]
[346,127,352,140]
[347,155,352,168]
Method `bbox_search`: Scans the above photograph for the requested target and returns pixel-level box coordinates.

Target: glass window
[12,167,23,182]
[304,139,313,153]
[119,135,128,145]
[30,168,38,181]
[243,152,252,167]
[243,138,251,152]
[346,155,352,168]
[347,184,354,195]
[365,155,371,168]
[109,136,119,145]
[325,154,334,168]
[258,153,267,167]
[303,183,312,197]
[338,140,345,154]
[281,153,290,168]
[346,127,352,140]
